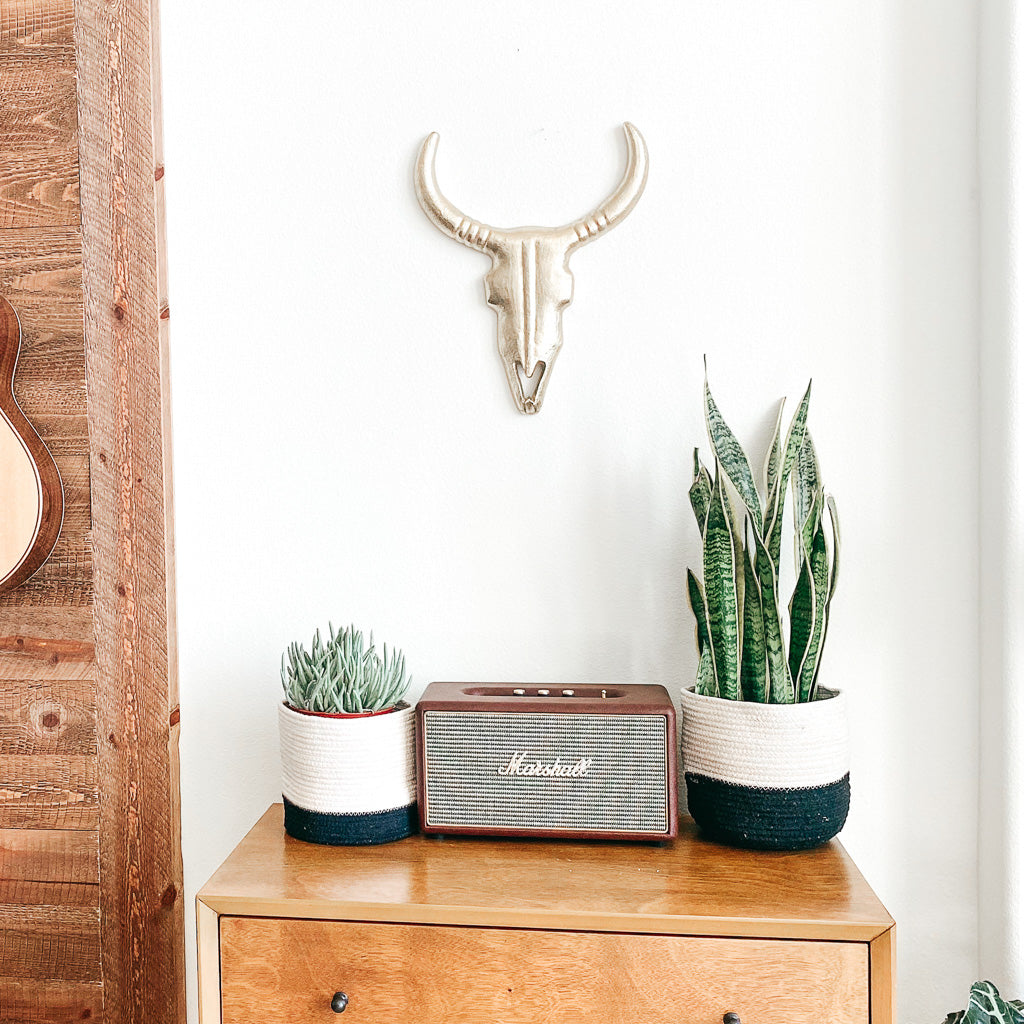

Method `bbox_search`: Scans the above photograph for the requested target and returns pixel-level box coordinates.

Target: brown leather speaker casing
[416,682,677,841]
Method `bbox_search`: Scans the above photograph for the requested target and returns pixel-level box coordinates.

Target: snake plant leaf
[765,380,813,568]
[788,551,815,698]
[958,981,1024,1024]
[750,524,794,703]
[792,521,829,702]
[689,451,713,536]
[703,462,741,700]
[686,569,710,659]
[705,376,764,536]
[694,646,716,697]
[826,494,841,605]
[740,543,768,702]
[763,398,786,497]
[793,432,821,554]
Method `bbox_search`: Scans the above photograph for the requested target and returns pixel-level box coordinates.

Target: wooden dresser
[197,804,895,1024]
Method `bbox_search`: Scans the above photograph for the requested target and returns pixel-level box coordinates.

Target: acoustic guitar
[0,296,64,592]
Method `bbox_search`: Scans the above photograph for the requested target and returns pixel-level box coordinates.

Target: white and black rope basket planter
[680,687,850,851]
[278,701,417,846]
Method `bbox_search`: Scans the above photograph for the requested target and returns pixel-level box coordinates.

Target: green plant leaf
[750,525,794,703]
[687,569,710,659]
[788,551,815,696]
[793,432,821,555]
[826,494,841,605]
[961,981,1024,1024]
[740,542,767,702]
[763,398,786,497]
[705,375,764,536]
[809,495,842,695]
[765,380,813,569]
[703,462,741,700]
[694,646,716,697]
[689,449,713,537]
[792,521,829,701]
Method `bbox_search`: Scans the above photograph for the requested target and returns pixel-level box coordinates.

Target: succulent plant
[281,623,410,714]
[687,372,840,703]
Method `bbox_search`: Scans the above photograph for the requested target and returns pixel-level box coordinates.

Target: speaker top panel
[417,681,675,716]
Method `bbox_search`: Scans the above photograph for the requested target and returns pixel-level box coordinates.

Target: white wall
[160,2,981,1020]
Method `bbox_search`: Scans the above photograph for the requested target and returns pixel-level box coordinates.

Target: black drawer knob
[331,992,349,1013]
[723,1015,742,1024]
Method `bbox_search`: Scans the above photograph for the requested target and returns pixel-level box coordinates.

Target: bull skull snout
[415,124,648,414]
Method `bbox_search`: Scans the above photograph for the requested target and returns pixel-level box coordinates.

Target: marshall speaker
[416,683,677,841]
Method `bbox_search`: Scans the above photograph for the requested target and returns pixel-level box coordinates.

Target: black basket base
[283,797,418,846]
[685,772,850,851]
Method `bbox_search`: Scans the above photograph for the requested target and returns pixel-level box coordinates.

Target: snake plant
[687,373,840,703]
[281,623,410,714]
[943,982,1024,1024]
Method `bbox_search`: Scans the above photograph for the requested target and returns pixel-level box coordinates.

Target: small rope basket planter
[279,701,417,846]
[680,687,850,851]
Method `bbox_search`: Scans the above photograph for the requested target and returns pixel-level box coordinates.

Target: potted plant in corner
[279,623,416,845]
[683,371,846,850]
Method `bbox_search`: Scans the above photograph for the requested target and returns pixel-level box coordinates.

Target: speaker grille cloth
[423,711,669,833]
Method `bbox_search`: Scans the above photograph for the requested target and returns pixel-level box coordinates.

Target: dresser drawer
[219,917,868,1024]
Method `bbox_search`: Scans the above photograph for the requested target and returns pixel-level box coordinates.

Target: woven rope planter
[680,687,850,851]
[278,701,417,845]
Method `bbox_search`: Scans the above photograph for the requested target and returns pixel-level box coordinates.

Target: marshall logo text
[497,753,593,778]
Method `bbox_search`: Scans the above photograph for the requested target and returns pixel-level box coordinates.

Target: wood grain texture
[0,679,96,755]
[200,805,894,942]
[871,926,897,1024]
[196,898,220,1024]
[76,0,185,1019]
[0,753,97,828]
[0,827,99,882]
[0,880,100,982]
[0,0,80,229]
[220,917,869,1024]
[0,979,103,1024]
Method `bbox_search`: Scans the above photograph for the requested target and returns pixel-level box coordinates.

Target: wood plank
[0,901,100,981]
[0,979,103,1024]
[0,1,79,229]
[77,0,184,1019]
[870,925,896,1024]
[0,607,93,643]
[0,878,98,908]
[0,754,97,829]
[221,917,869,1024]
[200,806,894,942]
[196,900,221,1024]
[0,648,95,680]
[0,828,98,883]
[0,679,96,755]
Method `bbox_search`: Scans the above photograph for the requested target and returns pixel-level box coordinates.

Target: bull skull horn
[414,124,648,415]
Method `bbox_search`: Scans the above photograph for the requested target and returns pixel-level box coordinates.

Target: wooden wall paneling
[76,0,185,1019]
[2,0,183,1018]
[0,827,99,883]
[0,979,104,1024]
[0,0,80,229]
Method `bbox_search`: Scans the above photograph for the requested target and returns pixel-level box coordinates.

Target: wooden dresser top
[198,804,893,942]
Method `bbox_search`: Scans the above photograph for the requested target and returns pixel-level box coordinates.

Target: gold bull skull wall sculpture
[414,123,648,414]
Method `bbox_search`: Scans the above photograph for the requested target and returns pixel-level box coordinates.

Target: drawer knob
[723,1015,741,1024]
[331,992,349,1013]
